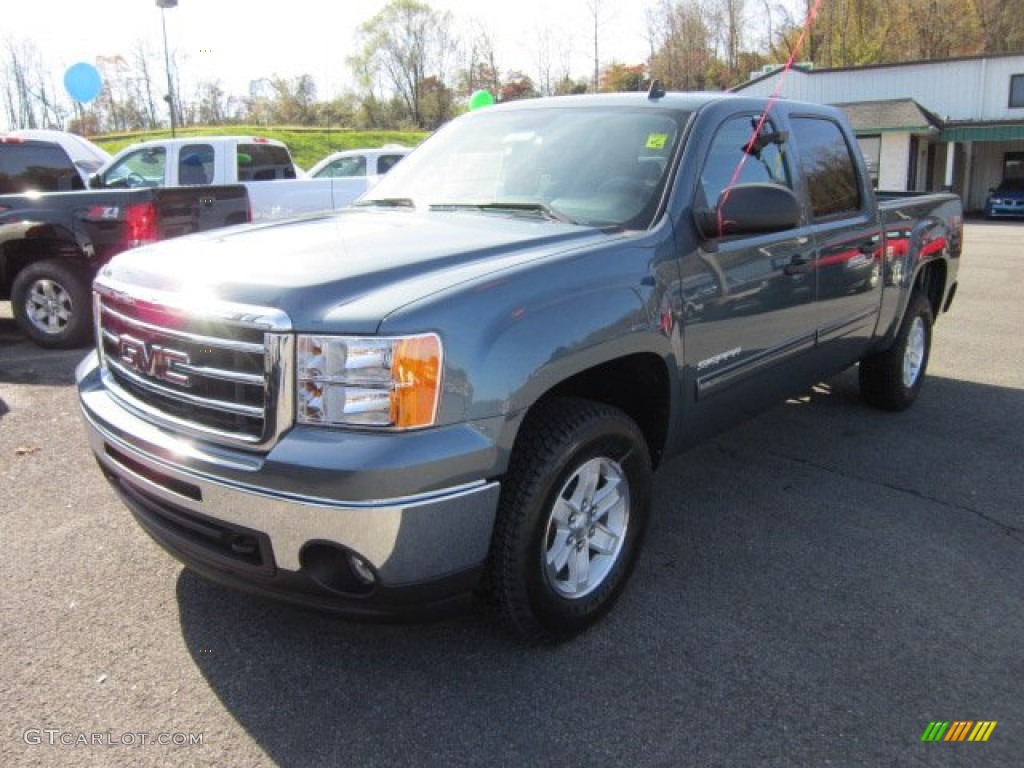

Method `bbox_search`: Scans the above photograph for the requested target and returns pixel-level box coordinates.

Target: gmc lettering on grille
[117,335,192,387]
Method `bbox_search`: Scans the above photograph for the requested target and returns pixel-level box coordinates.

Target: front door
[678,112,819,439]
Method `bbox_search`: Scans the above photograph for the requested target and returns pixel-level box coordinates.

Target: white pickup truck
[91,136,369,221]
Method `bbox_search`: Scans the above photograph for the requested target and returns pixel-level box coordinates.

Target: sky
[5,0,661,113]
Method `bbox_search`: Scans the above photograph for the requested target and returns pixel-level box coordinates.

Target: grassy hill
[91,126,431,171]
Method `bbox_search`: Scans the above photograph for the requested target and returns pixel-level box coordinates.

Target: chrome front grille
[94,279,293,450]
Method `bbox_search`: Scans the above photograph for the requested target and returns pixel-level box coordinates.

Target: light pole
[156,0,178,136]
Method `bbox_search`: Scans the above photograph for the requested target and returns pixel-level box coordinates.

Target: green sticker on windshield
[646,133,668,149]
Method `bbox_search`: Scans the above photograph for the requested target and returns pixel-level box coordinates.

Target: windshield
[361,106,689,229]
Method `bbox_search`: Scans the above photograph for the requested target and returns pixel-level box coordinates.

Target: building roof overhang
[833,99,943,136]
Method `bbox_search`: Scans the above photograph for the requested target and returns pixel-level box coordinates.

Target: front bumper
[77,352,503,617]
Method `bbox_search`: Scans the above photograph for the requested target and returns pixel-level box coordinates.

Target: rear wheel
[11,259,93,349]
[859,292,933,411]
[481,397,652,643]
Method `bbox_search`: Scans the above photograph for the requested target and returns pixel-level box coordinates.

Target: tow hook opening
[299,540,378,596]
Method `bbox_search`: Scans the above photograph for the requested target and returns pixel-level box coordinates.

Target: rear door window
[791,117,862,219]
[178,144,214,185]
[0,143,83,193]
[377,154,405,174]
[237,144,296,180]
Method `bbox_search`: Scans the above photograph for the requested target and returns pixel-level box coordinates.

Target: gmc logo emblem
[117,334,192,387]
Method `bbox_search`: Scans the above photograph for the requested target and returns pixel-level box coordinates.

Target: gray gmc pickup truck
[76,91,962,642]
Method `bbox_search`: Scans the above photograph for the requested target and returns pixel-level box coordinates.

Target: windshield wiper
[354,197,416,208]
[429,201,576,225]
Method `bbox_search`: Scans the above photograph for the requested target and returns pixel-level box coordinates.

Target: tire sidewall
[11,260,93,349]
[895,294,933,405]
[519,415,651,637]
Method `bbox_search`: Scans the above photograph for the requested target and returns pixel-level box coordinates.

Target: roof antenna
[647,79,666,100]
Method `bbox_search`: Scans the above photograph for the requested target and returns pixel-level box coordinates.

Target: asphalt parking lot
[1,221,1021,767]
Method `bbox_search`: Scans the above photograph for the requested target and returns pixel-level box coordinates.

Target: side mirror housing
[88,173,104,190]
[695,183,801,240]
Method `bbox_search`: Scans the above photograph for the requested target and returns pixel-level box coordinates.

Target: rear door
[788,114,883,366]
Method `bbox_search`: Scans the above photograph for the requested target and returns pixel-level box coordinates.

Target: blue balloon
[64,63,103,103]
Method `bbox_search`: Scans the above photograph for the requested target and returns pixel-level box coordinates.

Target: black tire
[11,259,94,349]
[859,293,933,411]
[480,397,652,643]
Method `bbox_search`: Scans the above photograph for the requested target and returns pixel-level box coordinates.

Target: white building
[732,53,1024,213]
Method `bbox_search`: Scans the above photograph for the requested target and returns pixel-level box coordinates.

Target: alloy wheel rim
[903,316,926,388]
[26,279,73,334]
[542,456,630,599]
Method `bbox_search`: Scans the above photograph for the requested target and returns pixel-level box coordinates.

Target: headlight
[296,333,442,429]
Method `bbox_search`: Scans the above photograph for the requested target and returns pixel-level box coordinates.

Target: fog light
[349,554,376,585]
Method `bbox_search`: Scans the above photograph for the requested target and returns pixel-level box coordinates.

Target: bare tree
[132,41,161,129]
[196,80,234,124]
[647,0,715,91]
[461,21,501,99]
[1,38,62,129]
[717,0,746,79]
[585,0,606,91]
[533,27,559,97]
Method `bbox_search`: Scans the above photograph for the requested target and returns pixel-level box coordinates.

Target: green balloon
[468,90,494,110]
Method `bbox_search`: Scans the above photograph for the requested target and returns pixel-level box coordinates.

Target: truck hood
[100,208,612,333]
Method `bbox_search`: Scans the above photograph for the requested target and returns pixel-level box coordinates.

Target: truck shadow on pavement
[0,315,90,387]
[174,371,1024,767]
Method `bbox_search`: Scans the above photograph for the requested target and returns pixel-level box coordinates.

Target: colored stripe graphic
[921,721,997,742]
[944,721,973,741]
[969,722,998,742]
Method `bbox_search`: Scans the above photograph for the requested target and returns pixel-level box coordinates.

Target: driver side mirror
[695,183,801,240]
[88,173,104,190]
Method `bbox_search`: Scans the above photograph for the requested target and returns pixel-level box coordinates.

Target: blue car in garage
[984,178,1024,218]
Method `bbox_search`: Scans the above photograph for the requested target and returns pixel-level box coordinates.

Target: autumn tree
[500,72,538,102]
[349,0,457,129]
[600,63,647,92]
[972,0,1024,53]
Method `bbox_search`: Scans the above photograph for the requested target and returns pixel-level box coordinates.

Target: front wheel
[859,293,933,411]
[11,259,94,349]
[480,397,652,643]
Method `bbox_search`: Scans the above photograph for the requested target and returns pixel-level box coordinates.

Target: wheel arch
[518,351,673,470]
[912,257,949,321]
[1,235,84,297]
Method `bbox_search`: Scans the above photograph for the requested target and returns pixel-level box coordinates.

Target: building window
[1004,152,1024,182]
[1010,74,1024,109]
[856,135,881,188]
